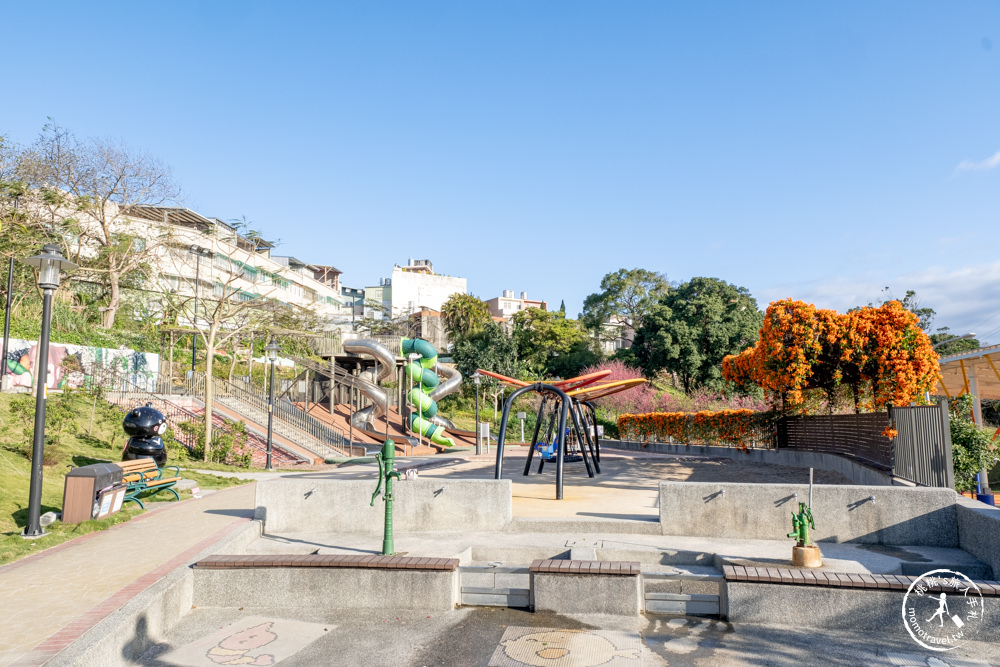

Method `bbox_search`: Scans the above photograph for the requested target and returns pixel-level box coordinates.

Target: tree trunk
[203,324,219,462]
[101,270,121,329]
[228,337,239,384]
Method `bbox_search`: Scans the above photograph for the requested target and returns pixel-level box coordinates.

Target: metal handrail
[209,373,356,456]
[86,365,202,452]
[87,365,314,464]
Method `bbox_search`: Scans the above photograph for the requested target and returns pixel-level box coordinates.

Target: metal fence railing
[891,401,954,488]
[87,364,202,452]
[208,374,359,457]
[86,364,309,465]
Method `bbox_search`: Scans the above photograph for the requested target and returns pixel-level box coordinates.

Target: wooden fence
[776,401,954,487]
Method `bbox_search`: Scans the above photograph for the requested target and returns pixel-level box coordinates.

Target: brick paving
[0,484,256,667]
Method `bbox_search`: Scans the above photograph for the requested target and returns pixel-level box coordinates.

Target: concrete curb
[603,439,896,486]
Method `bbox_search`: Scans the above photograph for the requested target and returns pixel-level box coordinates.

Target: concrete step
[643,568,722,616]
[507,517,661,535]
[644,592,720,616]
[459,565,531,608]
[215,397,346,459]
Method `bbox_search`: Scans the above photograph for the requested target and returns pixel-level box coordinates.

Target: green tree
[453,321,524,417]
[441,293,492,341]
[930,328,981,356]
[559,300,566,315]
[511,307,592,377]
[867,289,980,355]
[581,268,670,343]
[861,288,936,332]
[631,277,762,392]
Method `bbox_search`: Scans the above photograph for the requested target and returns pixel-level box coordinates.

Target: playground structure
[292,336,460,449]
[402,338,457,447]
[341,339,395,433]
[488,369,647,499]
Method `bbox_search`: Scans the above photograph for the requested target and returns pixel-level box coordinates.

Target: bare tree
[163,240,279,460]
[17,122,181,328]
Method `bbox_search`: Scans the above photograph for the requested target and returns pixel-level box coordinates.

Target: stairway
[88,364,308,465]
[211,375,360,459]
[643,566,723,616]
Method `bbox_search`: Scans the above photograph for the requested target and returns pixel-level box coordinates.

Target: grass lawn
[0,390,253,566]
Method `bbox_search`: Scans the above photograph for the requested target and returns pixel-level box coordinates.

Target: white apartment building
[365,259,466,319]
[115,206,350,323]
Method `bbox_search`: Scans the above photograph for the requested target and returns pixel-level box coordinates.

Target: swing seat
[535,441,582,463]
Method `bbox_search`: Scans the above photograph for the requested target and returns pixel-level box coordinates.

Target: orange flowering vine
[617,409,775,451]
[722,299,939,413]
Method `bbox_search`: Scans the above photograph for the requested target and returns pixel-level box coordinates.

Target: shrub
[618,409,777,450]
[950,395,997,492]
[178,418,253,468]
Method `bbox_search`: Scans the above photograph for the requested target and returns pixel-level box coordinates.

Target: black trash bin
[122,404,168,467]
[62,463,126,524]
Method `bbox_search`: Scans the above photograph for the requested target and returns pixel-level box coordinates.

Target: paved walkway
[0,484,257,667]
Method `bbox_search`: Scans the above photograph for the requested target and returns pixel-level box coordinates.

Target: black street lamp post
[21,245,76,538]
[2,257,14,389]
[265,341,280,470]
[189,246,211,373]
[472,372,481,455]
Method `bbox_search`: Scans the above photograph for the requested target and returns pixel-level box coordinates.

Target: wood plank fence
[776,400,954,488]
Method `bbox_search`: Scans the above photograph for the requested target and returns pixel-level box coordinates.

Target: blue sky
[4,2,1000,341]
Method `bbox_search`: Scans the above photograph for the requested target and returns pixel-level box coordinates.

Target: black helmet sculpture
[122,402,168,466]
[123,403,168,437]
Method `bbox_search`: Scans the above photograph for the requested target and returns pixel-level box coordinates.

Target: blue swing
[535,428,583,463]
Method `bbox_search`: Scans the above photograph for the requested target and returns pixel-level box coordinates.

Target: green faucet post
[370,439,401,555]
[787,502,815,547]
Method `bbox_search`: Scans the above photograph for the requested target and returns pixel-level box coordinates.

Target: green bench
[119,458,182,509]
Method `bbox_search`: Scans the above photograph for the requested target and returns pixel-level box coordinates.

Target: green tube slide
[401,338,455,447]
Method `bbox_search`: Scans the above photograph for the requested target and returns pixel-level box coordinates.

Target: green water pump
[787,502,815,547]
[370,439,400,556]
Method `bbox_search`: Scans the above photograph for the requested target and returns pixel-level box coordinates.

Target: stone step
[643,569,723,597]
[459,565,531,608]
[216,397,345,458]
[644,592,721,616]
[506,517,661,535]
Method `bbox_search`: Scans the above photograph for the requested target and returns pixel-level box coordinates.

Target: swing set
[484,369,647,499]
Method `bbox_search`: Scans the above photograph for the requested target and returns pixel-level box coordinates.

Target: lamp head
[22,244,77,290]
[265,341,280,361]
[472,372,481,386]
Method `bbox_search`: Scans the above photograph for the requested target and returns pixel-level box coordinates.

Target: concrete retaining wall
[659,482,959,546]
[532,573,641,616]
[725,582,1000,642]
[192,568,457,610]
[606,440,895,486]
[956,497,1000,579]
[255,479,512,535]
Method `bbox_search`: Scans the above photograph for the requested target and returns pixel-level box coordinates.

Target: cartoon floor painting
[157,617,328,667]
[489,627,643,667]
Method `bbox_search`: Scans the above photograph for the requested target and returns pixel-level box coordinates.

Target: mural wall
[2,338,160,392]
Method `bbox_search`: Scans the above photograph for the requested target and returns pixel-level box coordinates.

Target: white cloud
[956,150,1000,172]
[759,260,1000,345]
